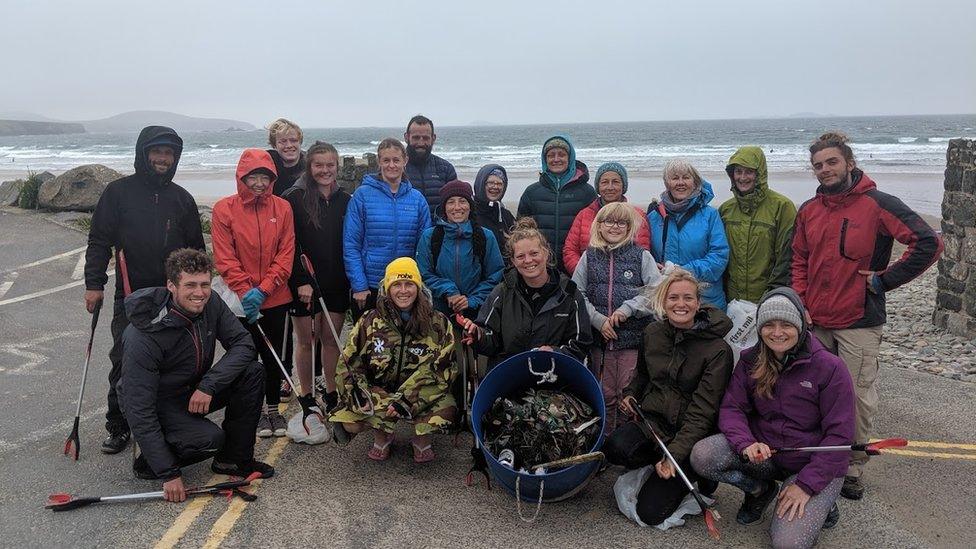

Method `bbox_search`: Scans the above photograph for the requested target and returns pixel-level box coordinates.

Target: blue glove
[242,288,266,324]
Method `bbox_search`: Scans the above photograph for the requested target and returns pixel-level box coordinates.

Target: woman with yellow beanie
[330,257,456,463]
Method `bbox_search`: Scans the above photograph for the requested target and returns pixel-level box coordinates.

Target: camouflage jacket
[337,308,455,410]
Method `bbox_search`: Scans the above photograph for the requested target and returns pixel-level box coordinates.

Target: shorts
[290,290,351,317]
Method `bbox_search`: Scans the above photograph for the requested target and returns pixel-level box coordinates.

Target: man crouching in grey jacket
[118,248,273,502]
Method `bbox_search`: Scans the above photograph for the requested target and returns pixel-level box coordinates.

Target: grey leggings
[691,434,843,549]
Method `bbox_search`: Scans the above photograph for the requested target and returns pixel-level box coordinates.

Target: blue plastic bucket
[471,350,605,503]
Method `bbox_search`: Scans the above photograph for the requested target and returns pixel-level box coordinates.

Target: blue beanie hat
[595,162,629,194]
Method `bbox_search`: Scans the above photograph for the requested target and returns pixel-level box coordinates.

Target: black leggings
[243,303,289,405]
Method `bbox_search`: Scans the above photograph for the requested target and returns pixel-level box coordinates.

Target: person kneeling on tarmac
[118,248,273,502]
[330,257,456,463]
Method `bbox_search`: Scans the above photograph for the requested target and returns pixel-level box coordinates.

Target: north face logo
[800,380,813,389]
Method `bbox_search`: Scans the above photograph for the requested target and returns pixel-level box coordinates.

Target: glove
[242,288,266,324]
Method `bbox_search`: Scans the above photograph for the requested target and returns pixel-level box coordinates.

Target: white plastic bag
[286,407,331,445]
[725,299,758,364]
[613,465,714,530]
[212,276,246,318]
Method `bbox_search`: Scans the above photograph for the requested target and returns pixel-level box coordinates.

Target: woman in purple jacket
[690,287,854,549]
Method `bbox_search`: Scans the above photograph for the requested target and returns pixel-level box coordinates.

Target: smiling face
[732,165,758,194]
[600,216,630,245]
[309,151,338,189]
[274,129,302,166]
[378,146,406,186]
[485,175,505,201]
[664,280,699,329]
[243,172,272,197]
[389,279,418,310]
[598,171,624,202]
[167,271,211,315]
[545,148,569,175]
[512,237,548,285]
[666,170,696,201]
[811,147,854,189]
[444,196,470,223]
[147,145,176,175]
[760,319,800,358]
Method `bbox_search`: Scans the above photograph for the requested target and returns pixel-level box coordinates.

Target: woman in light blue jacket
[647,159,730,310]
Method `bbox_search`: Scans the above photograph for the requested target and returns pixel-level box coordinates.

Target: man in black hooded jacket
[118,249,272,501]
[83,126,206,454]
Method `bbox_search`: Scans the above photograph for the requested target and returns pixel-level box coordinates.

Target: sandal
[367,433,394,461]
[412,441,435,464]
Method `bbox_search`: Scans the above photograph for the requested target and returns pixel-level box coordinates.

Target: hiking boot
[823,502,840,529]
[841,475,864,500]
[132,454,162,480]
[256,414,273,438]
[268,409,287,437]
[736,480,778,525]
[279,380,292,402]
[101,431,131,454]
[211,458,275,479]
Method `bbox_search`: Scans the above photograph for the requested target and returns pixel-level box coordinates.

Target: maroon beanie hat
[439,179,474,208]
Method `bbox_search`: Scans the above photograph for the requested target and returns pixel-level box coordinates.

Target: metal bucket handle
[514,475,545,523]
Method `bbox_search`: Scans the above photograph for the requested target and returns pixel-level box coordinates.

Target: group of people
[81,114,942,546]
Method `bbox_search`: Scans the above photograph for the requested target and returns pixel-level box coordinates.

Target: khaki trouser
[812,325,884,479]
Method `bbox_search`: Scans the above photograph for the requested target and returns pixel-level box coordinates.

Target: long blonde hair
[588,202,640,250]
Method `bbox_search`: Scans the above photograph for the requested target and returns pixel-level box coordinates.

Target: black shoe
[323,391,339,414]
[841,475,864,500]
[736,480,778,525]
[211,459,275,479]
[698,479,719,497]
[101,431,131,454]
[823,503,840,529]
[132,454,163,480]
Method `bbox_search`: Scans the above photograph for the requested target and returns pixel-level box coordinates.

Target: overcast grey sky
[3,0,973,127]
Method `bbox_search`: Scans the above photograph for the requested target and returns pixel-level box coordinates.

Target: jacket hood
[756,286,810,346]
[235,149,279,203]
[683,305,733,340]
[361,172,415,198]
[473,164,508,201]
[695,180,716,207]
[124,287,194,333]
[541,135,578,187]
[134,126,183,185]
[816,168,875,202]
[435,217,474,238]
[726,146,768,197]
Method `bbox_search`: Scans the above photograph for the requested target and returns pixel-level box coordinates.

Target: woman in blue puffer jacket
[647,159,730,310]
[343,138,432,319]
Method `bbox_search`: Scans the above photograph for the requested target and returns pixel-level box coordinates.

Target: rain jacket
[472,164,516,248]
[563,197,651,275]
[622,306,734,463]
[118,287,256,480]
[282,178,351,295]
[405,153,458,215]
[792,169,943,329]
[517,136,597,273]
[211,149,296,309]
[343,174,433,292]
[647,181,730,310]
[719,147,797,303]
[85,126,205,298]
[416,219,505,316]
[719,287,855,495]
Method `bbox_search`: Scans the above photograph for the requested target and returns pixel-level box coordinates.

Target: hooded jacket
[118,287,256,480]
[517,136,597,273]
[85,126,205,298]
[622,306,734,463]
[268,149,306,197]
[563,197,652,276]
[211,149,295,309]
[474,268,592,365]
[472,164,516,247]
[647,181,730,310]
[719,287,855,495]
[405,152,458,216]
[416,218,505,316]
[719,147,798,303]
[791,169,942,329]
[282,177,351,295]
[343,173,433,292]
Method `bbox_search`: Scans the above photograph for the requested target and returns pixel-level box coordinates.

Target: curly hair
[266,118,303,147]
[165,248,213,285]
[504,216,555,266]
[809,131,856,165]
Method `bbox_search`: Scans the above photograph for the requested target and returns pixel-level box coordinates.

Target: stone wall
[337,153,377,194]
[933,139,976,337]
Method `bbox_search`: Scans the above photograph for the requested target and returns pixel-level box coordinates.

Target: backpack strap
[431,225,447,267]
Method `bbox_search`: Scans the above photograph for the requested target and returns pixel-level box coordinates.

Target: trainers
[101,431,131,454]
[823,502,840,529]
[211,458,275,479]
[736,480,778,525]
[279,380,292,402]
[256,414,273,438]
[314,376,329,396]
[841,475,864,500]
[268,409,287,437]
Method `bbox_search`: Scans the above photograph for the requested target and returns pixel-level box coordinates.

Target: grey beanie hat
[756,294,803,330]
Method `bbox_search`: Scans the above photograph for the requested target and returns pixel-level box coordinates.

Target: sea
[2,114,973,216]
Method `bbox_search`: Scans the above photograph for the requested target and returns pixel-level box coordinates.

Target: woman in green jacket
[718,147,797,303]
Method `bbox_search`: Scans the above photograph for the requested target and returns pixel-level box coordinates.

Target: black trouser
[242,303,289,405]
[156,361,265,467]
[106,297,130,435]
[350,288,378,323]
[605,421,697,526]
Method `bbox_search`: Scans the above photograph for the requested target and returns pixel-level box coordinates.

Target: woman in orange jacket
[212,148,295,438]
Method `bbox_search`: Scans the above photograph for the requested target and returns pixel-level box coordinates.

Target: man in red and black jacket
[791,132,942,501]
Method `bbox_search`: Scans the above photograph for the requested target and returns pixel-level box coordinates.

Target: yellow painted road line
[153,475,222,549]
[884,448,976,460]
[890,440,976,451]
[201,436,290,549]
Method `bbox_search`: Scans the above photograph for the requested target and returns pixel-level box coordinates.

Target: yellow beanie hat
[384,257,423,292]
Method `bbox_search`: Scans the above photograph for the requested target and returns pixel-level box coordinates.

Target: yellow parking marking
[153,476,222,549]
[883,449,976,461]
[892,440,976,451]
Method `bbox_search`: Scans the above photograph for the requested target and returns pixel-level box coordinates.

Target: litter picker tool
[117,250,133,296]
[255,324,323,435]
[530,451,605,472]
[456,314,490,489]
[46,472,261,512]
[776,438,908,455]
[63,300,103,461]
[632,405,721,541]
[299,254,343,348]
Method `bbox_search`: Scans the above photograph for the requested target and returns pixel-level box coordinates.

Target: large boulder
[0,179,24,206]
[38,164,123,211]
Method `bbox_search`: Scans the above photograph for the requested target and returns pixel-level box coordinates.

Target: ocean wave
[928,137,951,143]
[898,137,918,143]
